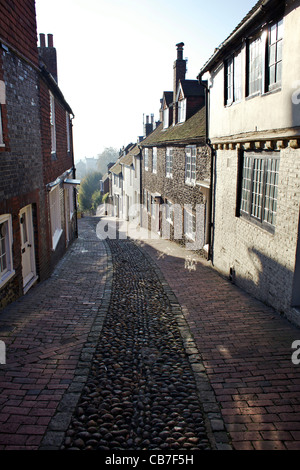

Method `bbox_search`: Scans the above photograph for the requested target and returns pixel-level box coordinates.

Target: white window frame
[0,214,15,288]
[50,91,56,156]
[178,98,186,123]
[144,148,149,171]
[184,209,196,241]
[166,147,173,178]
[66,112,71,153]
[49,186,63,250]
[0,106,4,146]
[163,108,169,129]
[165,200,174,225]
[185,145,197,185]
[152,147,157,174]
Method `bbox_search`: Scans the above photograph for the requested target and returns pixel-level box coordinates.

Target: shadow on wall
[230,246,298,320]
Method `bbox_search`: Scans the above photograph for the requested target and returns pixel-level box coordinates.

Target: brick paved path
[1,215,300,451]
[0,217,112,450]
[138,235,300,450]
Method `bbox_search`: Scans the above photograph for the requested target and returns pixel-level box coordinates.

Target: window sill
[0,269,16,290]
[238,213,275,235]
[185,180,196,187]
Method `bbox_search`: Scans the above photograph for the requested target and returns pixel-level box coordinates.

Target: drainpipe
[198,72,216,263]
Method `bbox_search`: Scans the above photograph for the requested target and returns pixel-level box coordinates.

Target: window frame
[184,209,196,241]
[152,147,157,174]
[178,98,186,123]
[185,145,197,186]
[163,107,169,129]
[238,151,280,232]
[266,18,283,92]
[49,185,63,250]
[166,147,173,178]
[0,105,4,146]
[144,148,149,171]
[246,34,263,98]
[49,91,56,158]
[0,214,15,288]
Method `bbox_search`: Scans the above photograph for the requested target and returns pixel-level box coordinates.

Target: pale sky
[35,0,256,162]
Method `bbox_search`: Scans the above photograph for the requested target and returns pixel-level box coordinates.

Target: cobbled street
[1,215,300,452]
[62,231,210,451]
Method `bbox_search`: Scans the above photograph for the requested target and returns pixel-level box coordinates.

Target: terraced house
[141,43,211,253]
[0,0,77,309]
[198,0,300,325]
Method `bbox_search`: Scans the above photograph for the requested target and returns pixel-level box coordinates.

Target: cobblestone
[61,232,212,451]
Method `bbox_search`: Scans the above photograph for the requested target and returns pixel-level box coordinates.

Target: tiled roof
[140,106,206,147]
[180,80,205,97]
[119,143,141,166]
[109,161,122,175]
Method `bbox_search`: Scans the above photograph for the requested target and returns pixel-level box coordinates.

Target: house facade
[198,0,300,325]
[141,43,211,253]
[0,1,77,310]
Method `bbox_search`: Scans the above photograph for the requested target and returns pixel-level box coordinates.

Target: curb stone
[39,239,113,450]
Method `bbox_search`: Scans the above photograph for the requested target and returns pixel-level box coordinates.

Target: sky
[35,0,257,162]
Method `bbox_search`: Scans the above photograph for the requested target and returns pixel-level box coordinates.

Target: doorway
[19,204,37,293]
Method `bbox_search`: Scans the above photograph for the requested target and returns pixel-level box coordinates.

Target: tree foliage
[78,171,102,211]
[97,147,119,175]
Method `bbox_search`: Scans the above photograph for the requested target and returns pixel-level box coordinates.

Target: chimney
[173,42,186,124]
[144,114,154,137]
[38,33,58,83]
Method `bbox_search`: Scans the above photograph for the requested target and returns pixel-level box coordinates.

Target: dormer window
[178,99,186,123]
[163,108,169,129]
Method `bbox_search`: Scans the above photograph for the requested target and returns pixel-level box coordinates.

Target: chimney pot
[47,34,54,48]
[176,42,184,60]
[39,33,46,48]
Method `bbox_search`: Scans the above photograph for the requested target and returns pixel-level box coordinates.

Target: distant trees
[78,171,102,211]
[97,147,119,175]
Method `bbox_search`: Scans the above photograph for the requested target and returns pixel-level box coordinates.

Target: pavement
[0,215,300,451]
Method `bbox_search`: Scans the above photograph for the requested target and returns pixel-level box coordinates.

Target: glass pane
[270,24,277,44]
[277,19,284,40]
[276,61,282,83]
[269,64,276,85]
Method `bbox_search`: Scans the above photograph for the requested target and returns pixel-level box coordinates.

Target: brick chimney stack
[38,33,58,83]
[173,42,186,124]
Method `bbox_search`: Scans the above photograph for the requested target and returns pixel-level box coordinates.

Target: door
[20,205,36,291]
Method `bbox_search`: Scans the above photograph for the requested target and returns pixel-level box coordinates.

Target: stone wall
[212,145,300,325]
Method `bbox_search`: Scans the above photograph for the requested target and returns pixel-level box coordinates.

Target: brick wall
[0,0,38,67]
[212,146,300,324]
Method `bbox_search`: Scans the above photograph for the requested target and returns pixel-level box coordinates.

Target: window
[144,148,149,171]
[152,147,157,174]
[240,152,280,228]
[0,214,14,287]
[184,209,196,241]
[165,200,173,225]
[166,147,173,178]
[247,36,262,96]
[50,92,56,156]
[225,50,242,105]
[49,186,62,250]
[185,146,196,185]
[0,106,3,146]
[163,108,169,129]
[66,112,71,153]
[178,99,186,123]
[268,19,283,90]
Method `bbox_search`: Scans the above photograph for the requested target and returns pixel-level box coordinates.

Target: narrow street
[0,216,300,452]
